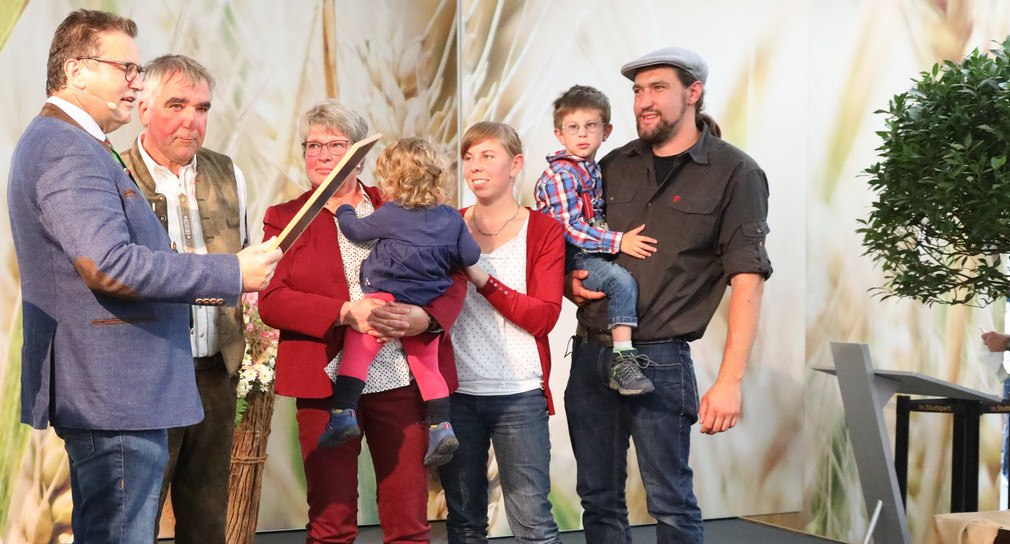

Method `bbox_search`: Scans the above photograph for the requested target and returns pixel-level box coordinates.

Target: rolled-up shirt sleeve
[718,166,772,281]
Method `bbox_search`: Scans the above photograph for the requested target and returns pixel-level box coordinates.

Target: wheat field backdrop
[0,1,1008,543]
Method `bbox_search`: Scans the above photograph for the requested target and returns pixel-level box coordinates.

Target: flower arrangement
[234,292,278,426]
[227,292,279,543]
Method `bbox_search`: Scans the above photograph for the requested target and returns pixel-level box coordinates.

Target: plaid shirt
[534,150,621,253]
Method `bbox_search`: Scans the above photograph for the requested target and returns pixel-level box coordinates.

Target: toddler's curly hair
[375,137,449,209]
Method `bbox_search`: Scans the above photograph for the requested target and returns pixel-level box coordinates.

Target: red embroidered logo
[673,195,681,202]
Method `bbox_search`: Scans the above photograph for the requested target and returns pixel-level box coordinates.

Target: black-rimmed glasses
[302,140,350,157]
[78,57,145,82]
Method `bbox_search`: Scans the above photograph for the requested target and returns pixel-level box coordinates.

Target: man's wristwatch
[426,312,444,334]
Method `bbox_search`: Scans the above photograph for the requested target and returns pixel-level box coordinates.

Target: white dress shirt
[135,135,249,358]
[47,96,107,141]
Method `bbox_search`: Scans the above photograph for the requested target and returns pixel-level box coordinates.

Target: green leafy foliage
[0,308,29,531]
[859,37,1010,305]
[234,397,248,427]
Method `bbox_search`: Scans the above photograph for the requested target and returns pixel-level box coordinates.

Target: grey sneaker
[609,350,655,395]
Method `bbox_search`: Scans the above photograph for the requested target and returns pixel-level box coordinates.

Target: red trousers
[295,384,430,543]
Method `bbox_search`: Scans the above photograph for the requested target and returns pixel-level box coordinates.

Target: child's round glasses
[562,121,604,135]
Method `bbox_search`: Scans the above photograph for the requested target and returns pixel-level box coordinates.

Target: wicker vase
[226,385,275,544]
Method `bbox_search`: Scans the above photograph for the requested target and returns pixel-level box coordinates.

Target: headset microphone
[70,87,118,110]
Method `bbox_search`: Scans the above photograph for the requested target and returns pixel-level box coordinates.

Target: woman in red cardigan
[259,100,464,544]
[437,122,565,543]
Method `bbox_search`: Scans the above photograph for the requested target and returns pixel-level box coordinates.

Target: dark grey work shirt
[577,125,772,342]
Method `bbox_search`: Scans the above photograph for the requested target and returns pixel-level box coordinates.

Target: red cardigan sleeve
[258,202,347,339]
[428,269,466,332]
[429,269,466,391]
[475,212,564,337]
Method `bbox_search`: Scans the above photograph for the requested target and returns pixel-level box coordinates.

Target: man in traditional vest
[122,54,249,544]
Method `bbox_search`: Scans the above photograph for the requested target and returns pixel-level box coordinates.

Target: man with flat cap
[565,46,772,543]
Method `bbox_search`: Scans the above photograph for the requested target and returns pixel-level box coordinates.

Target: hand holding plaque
[268,133,383,253]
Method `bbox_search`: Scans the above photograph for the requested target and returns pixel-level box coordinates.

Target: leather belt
[575,324,688,348]
[194,352,224,370]
[575,324,613,347]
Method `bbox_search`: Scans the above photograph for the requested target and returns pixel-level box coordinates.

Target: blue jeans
[438,390,561,544]
[565,336,702,544]
[568,246,638,328]
[55,427,169,543]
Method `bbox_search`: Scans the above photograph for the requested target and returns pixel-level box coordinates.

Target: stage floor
[235,518,842,543]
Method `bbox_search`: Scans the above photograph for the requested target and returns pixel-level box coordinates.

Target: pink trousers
[338,292,448,401]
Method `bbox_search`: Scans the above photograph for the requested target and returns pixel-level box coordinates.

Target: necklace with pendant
[473,204,520,236]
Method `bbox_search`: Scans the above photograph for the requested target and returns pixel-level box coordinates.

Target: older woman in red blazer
[259,99,464,543]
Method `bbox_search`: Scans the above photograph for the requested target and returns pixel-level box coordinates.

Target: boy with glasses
[535,85,657,395]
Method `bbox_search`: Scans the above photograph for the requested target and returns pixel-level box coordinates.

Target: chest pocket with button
[663,192,721,250]
[603,185,639,233]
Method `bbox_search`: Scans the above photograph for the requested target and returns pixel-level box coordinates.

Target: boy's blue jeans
[567,246,638,329]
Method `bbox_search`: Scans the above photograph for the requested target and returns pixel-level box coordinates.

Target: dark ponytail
[697,113,721,138]
[672,66,721,138]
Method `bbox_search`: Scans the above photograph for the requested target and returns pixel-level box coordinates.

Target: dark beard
[638,116,677,145]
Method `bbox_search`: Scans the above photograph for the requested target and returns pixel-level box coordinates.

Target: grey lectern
[817,343,1001,544]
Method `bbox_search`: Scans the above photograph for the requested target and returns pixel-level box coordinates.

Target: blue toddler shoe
[318,408,361,448]
[423,422,459,467]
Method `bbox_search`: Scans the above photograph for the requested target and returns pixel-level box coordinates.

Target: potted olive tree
[857,36,1010,531]
[860,37,1010,305]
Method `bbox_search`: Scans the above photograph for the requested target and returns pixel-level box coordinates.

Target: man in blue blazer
[6,10,281,542]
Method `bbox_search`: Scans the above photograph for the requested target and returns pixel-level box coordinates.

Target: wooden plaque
[268,133,383,253]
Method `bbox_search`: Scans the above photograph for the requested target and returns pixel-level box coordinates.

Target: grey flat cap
[620,47,708,84]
